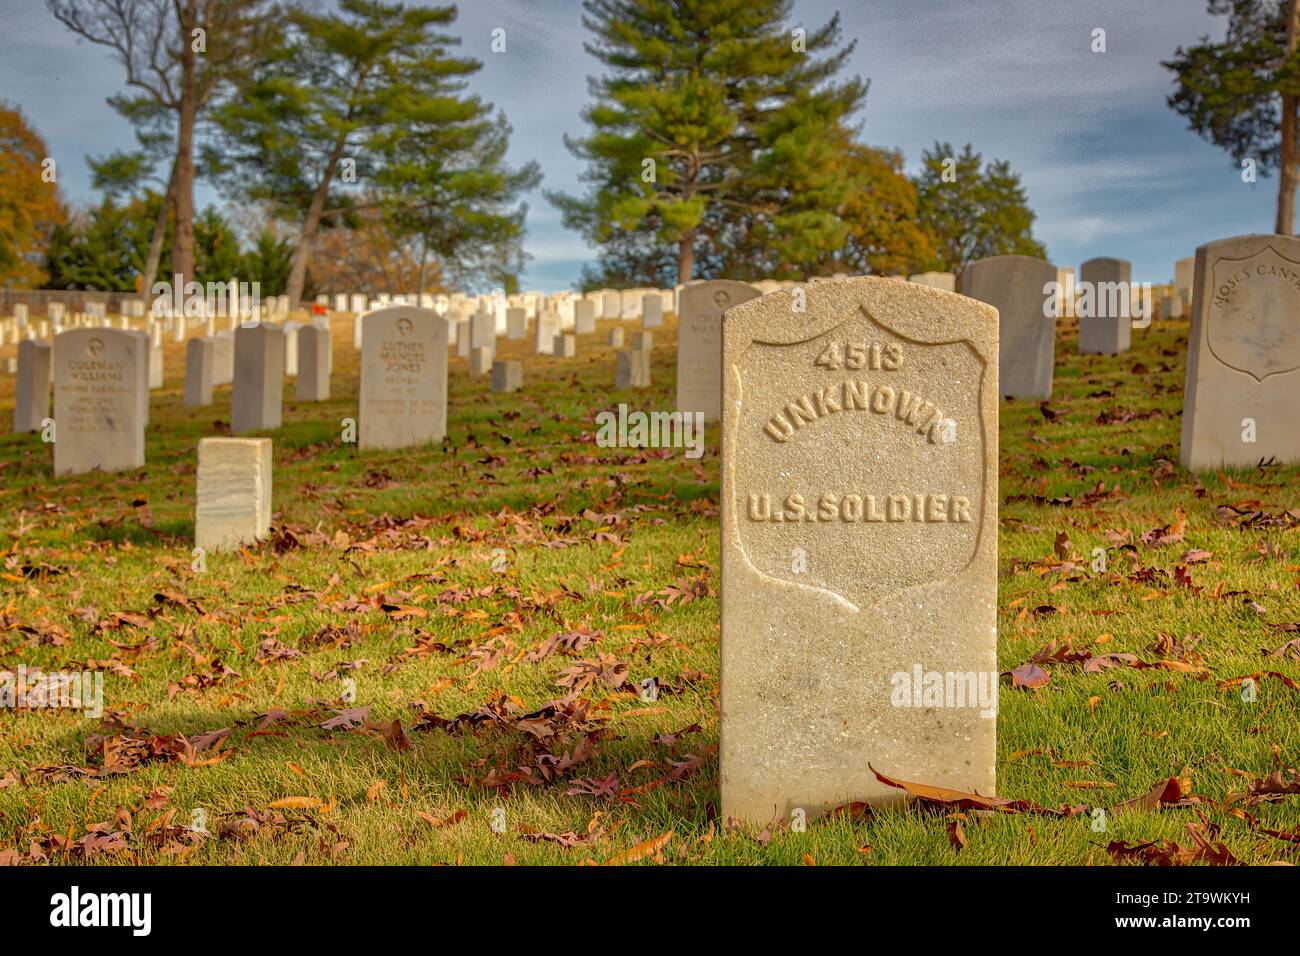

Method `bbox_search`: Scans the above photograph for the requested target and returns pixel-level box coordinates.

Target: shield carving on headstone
[1207,243,1300,382]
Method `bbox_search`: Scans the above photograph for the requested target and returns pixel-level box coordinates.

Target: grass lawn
[0,304,1296,866]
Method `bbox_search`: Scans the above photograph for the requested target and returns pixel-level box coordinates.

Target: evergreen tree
[1165,0,1300,233]
[211,0,537,304]
[552,0,866,284]
[913,142,1046,278]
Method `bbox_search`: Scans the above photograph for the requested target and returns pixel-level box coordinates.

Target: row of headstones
[180,250,1295,824]
[958,253,1204,404]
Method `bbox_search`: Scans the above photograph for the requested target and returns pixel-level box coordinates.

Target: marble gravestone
[53,328,146,476]
[677,280,761,421]
[908,272,956,293]
[615,349,650,388]
[1180,234,1300,470]
[491,360,523,393]
[469,309,496,356]
[574,300,596,334]
[553,334,576,358]
[961,255,1056,400]
[1078,257,1133,354]
[231,324,286,434]
[296,324,331,401]
[719,276,998,823]
[185,337,215,407]
[1174,256,1195,304]
[506,307,527,340]
[14,340,52,433]
[642,293,663,328]
[194,437,272,552]
[359,306,448,451]
[608,327,625,348]
[534,311,559,355]
[469,346,493,375]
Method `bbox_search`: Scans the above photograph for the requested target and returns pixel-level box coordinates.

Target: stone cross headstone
[296,324,331,401]
[14,339,51,433]
[1180,233,1300,470]
[359,306,448,450]
[961,254,1057,400]
[53,329,146,475]
[1078,257,1133,354]
[677,280,761,421]
[231,324,286,434]
[615,349,650,388]
[185,337,215,407]
[195,437,272,553]
[719,276,998,822]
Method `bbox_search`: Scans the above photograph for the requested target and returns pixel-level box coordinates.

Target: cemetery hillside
[0,0,1297,910]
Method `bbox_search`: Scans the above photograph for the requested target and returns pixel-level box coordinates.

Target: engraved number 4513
[814,341,902,371]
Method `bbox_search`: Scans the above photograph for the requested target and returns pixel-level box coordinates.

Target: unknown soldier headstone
[720,276,998,823]
[231,323,286,434]
[359,306,448,450]
[53,328,146,475]
[1180,234,1300,470]
[194,437,272,552]
[961,254,1056,400]
[1078,257,1133,354]
[677,280,761,421]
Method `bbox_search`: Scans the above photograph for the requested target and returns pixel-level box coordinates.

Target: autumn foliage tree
[0,103,64,287]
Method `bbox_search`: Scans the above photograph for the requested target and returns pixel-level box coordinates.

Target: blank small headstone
[185,338,215,407]
[470,310,496,354]
[631,331,652,351]
[615,349,650,388]
[961,255,1057,400]
[608,327,625,348]
[296,324,331,401]
[491,360,523,393]
[231,324,285,434]
[14,340,51,432]
[195,437,272,553]
[282,321,301,376]
[553,333,576,357]
[469,346,493,375]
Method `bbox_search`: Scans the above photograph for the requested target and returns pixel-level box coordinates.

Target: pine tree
[211,0,537,304]
[913,142,1047,278]
[1165,0,1300,233]
[552,0,866,285]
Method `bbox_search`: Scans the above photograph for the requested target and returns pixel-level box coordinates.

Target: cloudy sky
[1,0,1272,290]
